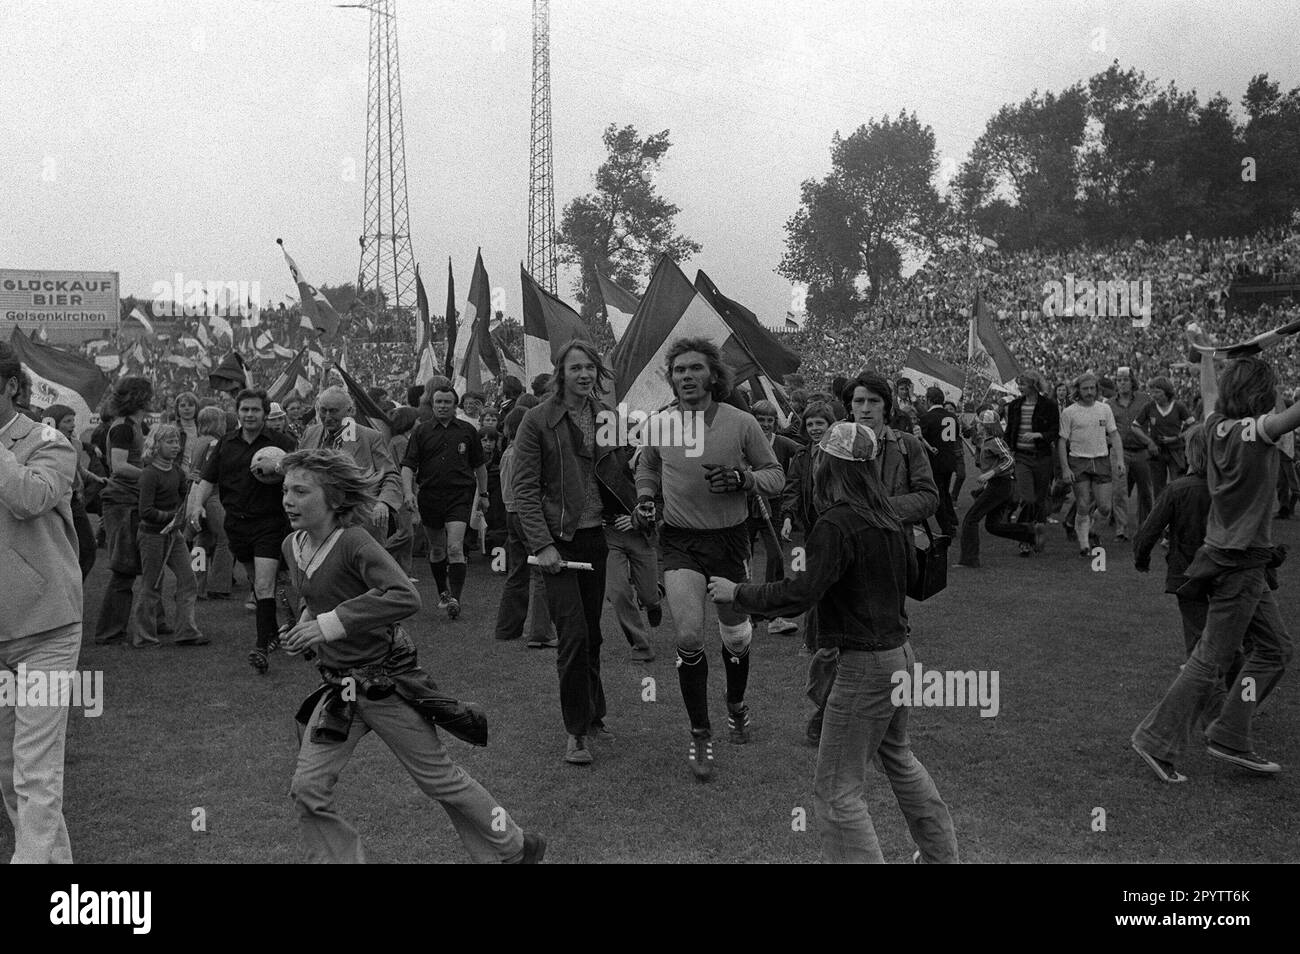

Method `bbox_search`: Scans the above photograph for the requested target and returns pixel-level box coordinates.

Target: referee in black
[401,383,488,620]
[187,387,296,673]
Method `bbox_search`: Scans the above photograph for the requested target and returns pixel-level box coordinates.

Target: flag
[612,255,800,414]
[969,290,1019,390]
[451,250,500,394]
[443,257,457,378]
[33,326,50,344]
[267,347,312,404]
[7,327,110,434]
[901,347,964,406]
[242,301,261,330]
[785,314,800,330]
[521,265,588,381]
[209,314,234,344]
[333,362,391,441]
[492,325,527,383]
[694,270,800,382]
[597,271,641,344]
[277,238,341,339]
[255,330,274,353]
[195,320,211,350]
[414,264,439,386]
[127,306,155,336]
[208,351,252,394]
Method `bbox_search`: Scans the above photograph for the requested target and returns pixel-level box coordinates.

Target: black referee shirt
[201,426,297,519]
[402,416,484,492]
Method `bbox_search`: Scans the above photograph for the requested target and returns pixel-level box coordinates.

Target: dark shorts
[660,522,750,581]
[1069,455,1112,484]
[226,514,290,563]
[418,487,474,528]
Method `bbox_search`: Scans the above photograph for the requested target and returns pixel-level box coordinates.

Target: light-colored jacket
[299,420,404,511]
[0,414,82,640]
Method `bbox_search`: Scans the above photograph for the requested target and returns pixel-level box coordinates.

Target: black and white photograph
[1,0,1297,905]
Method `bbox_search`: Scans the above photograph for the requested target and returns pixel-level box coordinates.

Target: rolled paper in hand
[527,556,594,571]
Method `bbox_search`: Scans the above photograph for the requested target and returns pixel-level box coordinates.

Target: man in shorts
[635,338,784,781]
[1058,372,1126,558]
[188,388,297,672]
[401,383,487,620]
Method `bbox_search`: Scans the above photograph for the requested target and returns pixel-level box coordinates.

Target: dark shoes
[564,735,593,765]
[1132,741,1187,783]
[727,703,751,744]
[519,831,547,864]
[688,734,715,781]
[248,649,269,675]
[1206,742,1281,774]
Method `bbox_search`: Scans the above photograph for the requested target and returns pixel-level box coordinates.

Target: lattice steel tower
[355,0,417,327]
[528,0,557,293]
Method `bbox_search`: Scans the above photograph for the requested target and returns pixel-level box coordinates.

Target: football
[250,446,287,484]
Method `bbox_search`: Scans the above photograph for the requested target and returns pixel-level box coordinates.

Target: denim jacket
[731,503,915,652]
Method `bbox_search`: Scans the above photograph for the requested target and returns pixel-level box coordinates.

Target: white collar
[0,411,20,440]
[292,527,345,579]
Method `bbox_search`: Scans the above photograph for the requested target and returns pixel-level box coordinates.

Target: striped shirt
[1015,399,1037,452]
[976,435,1016,477]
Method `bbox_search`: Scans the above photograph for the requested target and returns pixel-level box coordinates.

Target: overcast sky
[3,0,1297,327]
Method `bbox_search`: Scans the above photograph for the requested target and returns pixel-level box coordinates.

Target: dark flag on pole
[333,361,392,441]
[443,257,457,379]
[208,351,252,395]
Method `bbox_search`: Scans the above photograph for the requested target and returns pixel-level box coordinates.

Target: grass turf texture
[5,517,1297,863]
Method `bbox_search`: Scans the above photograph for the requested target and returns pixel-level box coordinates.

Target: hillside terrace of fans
[69,224,1300,413]
[789,225,1300,402]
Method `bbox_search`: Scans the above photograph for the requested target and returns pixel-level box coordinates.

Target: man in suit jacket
[0,342,81,862]
[300,387,405,560]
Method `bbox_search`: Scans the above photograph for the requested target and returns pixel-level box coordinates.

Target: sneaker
[248,649,269,675]
[244,598,256,611]
[1018,543,1033,557]
[1079,547,1092,558]
[952,561,980,569]
[769,617,798,635]
[1205,742,1281,774]
[805,709,824,745]
[519,831,547,864]
[174,636,211,646]
[688,734,715,781]
[564,735,593,765]
[131,635,161,648]
[646,603,663,628]
[630,645,656,663]
[727,703,751,744]
[446,597,461,620]
[437,591,451,610]
[1033,522,1046,553]
[1131,741,1187,783]
[589,723,616,743]
[526,636,558,649]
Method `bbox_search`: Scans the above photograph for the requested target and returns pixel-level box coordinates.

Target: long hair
[107,376,153,418]
[142,423,181,464]
[171,390,199,422]
[553,339,615,397]
[812,453,902,532]
[1217,356,1276,419]
[1184,423,1208,477]
[281,449,378,528]
[665,336,732,402]
[196,406,227,439]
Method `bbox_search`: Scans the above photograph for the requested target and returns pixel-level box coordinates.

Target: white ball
[250,446,287,484]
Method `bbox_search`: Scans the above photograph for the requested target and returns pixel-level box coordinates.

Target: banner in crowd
[333,361,391,441]
[267,347,312,404]
[597,271,640,344]
[521,266,587,382]
[969,290,1020,392]
[0,269,119,344]
[612,255,800,415]
[451,250,500,395]
[7,326,111,433]
[443,258,456,379]
[413,264,438,386]
[277,239,340,339]
[901,347,965,406]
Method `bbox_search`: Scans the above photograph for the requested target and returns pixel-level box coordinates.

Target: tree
[779,112,945,323]
[557,124,702,322]
[956,85,1088,250]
